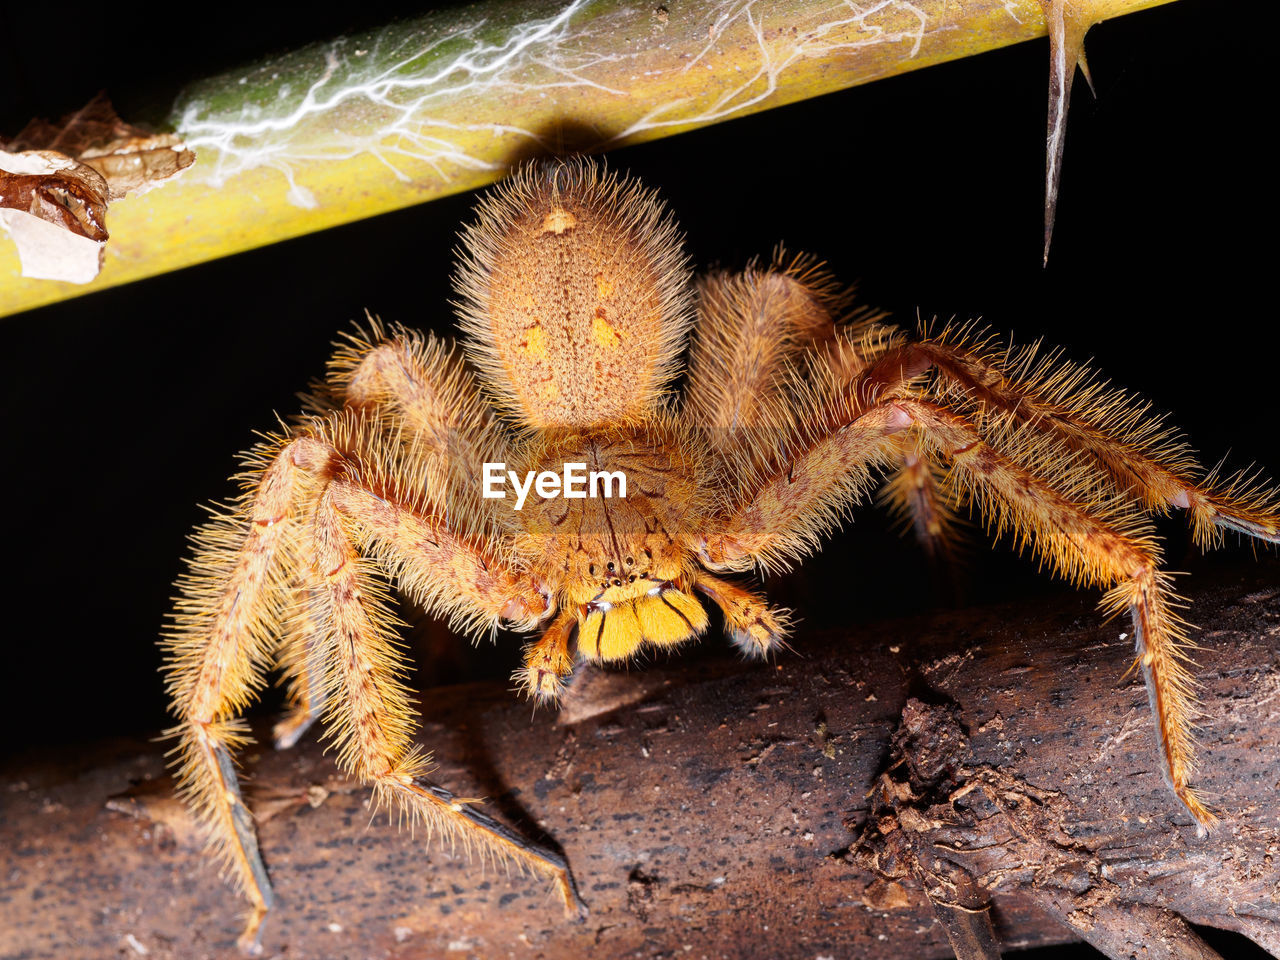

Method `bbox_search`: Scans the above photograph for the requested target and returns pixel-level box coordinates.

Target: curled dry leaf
[9,92,197,202]
[0,150,109,284]
[0,93,194,284]
[78,131,197,201]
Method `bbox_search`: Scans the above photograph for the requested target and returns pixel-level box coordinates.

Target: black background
[1,3,1272,956]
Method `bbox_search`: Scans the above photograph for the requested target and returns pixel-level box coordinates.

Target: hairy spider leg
[685,251,846,433]
[516,607,579,702]
[892,398,1212,825]
[847,330,1280,823]
[272,579,329,749]
[684,255,958,562]
[328,320,510,485]
[275,320,519,744]
[164,439,318,954]
[306,479,584,912]
[693,572,793,658]
[862,331,1280,549]
[877,437,966,562]
[165,427,564,952]
[694,400,910,572]
[697,335,1223,826]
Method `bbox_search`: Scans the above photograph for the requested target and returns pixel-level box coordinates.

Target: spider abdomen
[454,158,694,429]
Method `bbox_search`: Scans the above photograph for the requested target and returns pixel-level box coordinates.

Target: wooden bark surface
[2,566,1279,960]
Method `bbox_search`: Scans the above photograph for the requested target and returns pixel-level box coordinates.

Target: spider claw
[271,709,318,750]
[234,903,269,956]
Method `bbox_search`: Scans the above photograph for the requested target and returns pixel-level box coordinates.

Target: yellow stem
[0,0,1174,317]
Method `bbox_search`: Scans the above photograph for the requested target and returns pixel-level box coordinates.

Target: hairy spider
[163,157,1279,953]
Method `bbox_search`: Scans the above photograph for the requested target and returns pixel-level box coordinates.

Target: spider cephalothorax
[514,424,716,669]
[163,157,1279,953]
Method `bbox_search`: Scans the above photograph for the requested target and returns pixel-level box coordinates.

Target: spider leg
[271,578,328,750]
[698,370,1214,825]
[163,439,324,954]
[895,398,1211,826]
[862,332,1280,549]
[397,778,586,916]
[515,607,579,702]
[878,436,965,563]
[329,321,508,481]
[165,424,555,952]
[322,470,549,633]
[309,484,583,915]
[272,323,519,749]
[694,572,792,658]
[685,252,841,432]
[685,253,896,487]
[694,400,910,571]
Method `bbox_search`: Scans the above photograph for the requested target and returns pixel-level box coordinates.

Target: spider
[163,156,1279,953]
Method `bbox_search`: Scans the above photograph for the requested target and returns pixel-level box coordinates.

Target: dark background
[1,3,1271,957]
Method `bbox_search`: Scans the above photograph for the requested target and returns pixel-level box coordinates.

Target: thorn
[1077,47,1096,98]
[1039,0,1097,265]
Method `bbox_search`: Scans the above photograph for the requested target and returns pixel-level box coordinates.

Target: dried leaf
[0,150,109,240]
[8,92,139,156]
[1,93,195,282]
[0,150,108,283]
[80,133,196,201]
[7,92,195,201]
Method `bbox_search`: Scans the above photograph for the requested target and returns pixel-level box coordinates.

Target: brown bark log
[3,566,1279,960]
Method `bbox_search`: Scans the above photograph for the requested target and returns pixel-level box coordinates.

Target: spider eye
[606,561,615,573]
[589,564,597,576]
[625,555,634,567]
